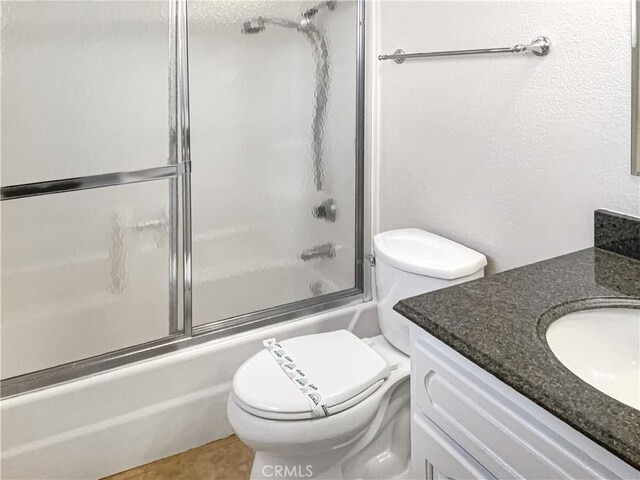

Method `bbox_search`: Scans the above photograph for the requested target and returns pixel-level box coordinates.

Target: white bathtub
[0,300,379,480]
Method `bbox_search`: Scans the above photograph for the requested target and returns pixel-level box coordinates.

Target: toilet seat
[232,330,391,420]
[233,379,385,420]
[227,334,411,458]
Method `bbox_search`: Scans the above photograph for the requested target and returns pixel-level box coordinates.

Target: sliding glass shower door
[0,0,364,396]
[188,0,362,326]
[1,0,186,382]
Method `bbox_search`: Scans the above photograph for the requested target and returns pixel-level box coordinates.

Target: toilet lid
[232,330,391,420]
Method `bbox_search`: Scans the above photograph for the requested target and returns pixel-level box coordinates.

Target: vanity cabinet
[409,325,640,480]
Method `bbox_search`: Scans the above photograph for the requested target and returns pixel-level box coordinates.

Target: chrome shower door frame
[0,0,368,399]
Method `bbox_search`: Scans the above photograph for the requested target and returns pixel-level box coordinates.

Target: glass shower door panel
[189,1,358,325]
[0,0,171,186]
[0,181,174,380]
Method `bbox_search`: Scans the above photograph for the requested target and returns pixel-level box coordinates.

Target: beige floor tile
[103,435,254,480]
[105,466,146,480]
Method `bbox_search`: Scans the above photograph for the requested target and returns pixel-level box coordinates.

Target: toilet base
[248,380,411,480]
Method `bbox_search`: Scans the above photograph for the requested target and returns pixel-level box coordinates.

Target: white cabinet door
[409,324,640,480]
[412,412,495,480]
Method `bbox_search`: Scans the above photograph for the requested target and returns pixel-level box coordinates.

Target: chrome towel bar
[379,36,550,63]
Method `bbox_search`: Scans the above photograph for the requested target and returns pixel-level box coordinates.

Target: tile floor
[103,435,254,480]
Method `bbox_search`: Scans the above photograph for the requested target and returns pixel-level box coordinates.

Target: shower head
[303,0,337,20]
[241,18,265,34]
[241,1,337,35]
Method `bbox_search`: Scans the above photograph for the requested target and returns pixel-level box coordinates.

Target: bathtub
[0,300,379,479]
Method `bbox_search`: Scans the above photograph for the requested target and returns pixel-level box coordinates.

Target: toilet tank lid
[373,228,487,279]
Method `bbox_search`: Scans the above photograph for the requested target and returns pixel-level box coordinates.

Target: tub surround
[395,244,640,469]
[595,209,640,261]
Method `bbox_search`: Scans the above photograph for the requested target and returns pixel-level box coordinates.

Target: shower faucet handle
[313,198,337,222]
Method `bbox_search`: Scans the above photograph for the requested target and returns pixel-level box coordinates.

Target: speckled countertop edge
[395,248,640,469]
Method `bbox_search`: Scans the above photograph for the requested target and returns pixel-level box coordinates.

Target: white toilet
[227,229,487,479]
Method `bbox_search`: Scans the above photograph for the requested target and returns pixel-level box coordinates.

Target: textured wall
[375,0,640,273]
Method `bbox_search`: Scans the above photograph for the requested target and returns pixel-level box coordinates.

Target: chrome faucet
[300,243,336,262]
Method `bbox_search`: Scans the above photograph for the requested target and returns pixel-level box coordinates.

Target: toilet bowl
[227,229,487,479]
[228,334,411,479]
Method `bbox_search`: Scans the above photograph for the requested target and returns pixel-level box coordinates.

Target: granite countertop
[395,247,640,469]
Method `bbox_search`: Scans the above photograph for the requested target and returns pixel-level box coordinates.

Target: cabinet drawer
[412,336,617,480]
[412,412,495,480]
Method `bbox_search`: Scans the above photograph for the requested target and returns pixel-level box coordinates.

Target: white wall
[374,0,640,273]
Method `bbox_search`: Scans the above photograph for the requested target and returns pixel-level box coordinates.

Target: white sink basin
[546,308,640,411]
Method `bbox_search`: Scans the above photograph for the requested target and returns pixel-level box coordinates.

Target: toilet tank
[373,229,487,355]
